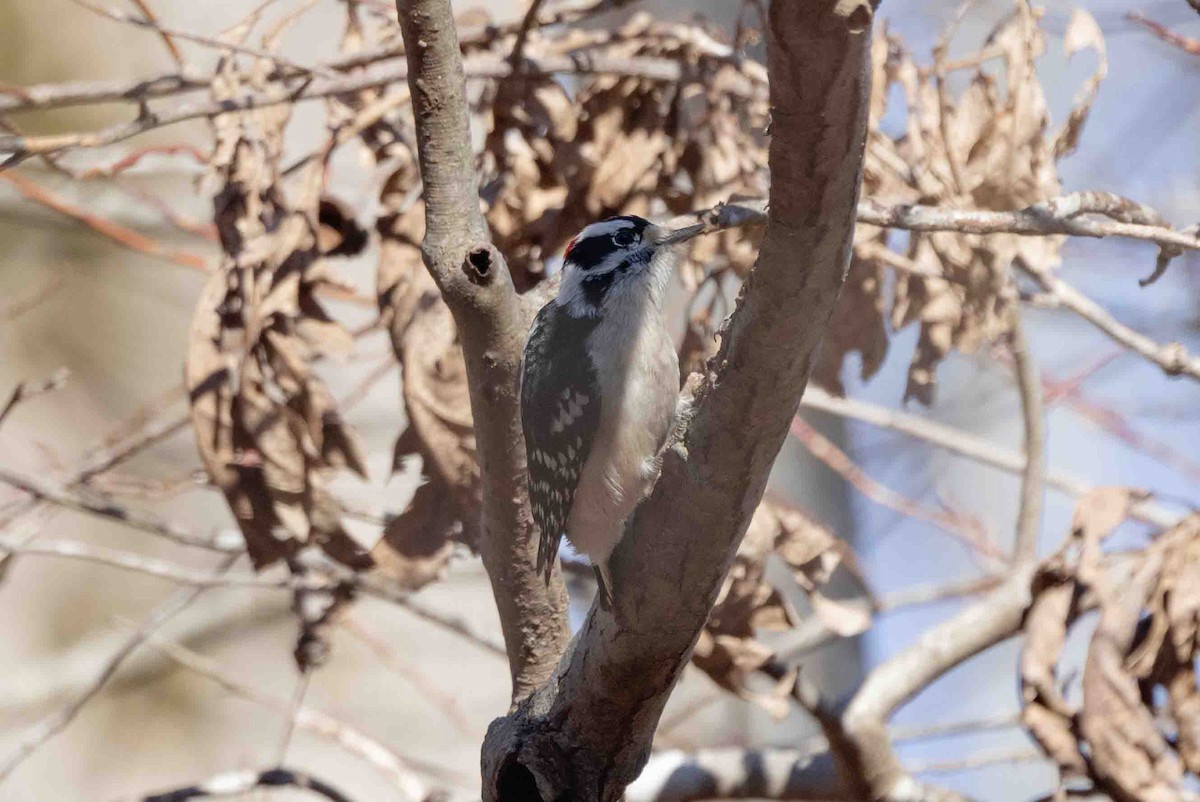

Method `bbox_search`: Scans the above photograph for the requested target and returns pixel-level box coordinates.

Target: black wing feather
[520,303,601,583]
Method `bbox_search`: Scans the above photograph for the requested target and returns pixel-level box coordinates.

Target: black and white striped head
[554,215,703,318]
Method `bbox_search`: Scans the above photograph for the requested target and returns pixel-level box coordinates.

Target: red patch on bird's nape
[564,236,578,262]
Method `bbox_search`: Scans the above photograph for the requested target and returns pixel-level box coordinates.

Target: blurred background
[1,0,1198,800]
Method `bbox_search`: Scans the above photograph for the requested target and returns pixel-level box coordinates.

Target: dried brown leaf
[185,64,370,573]
[1054,9,1107,159]
[370,477,458,593]
[1020,567,1087,778]
[1080,549,1184,801]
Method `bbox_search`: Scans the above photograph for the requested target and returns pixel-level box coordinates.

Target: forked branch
[393,0,569,705]
[479,2,875,799]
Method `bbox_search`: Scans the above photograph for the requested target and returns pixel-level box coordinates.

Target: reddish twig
[1,172,209,271]
[77,144,207,179]
[0,276,63,323]
[789,417,1002,561]
[126,0,185,65]
[1127,12,1200,56]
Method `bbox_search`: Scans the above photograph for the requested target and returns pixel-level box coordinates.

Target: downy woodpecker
[520,214,703,607]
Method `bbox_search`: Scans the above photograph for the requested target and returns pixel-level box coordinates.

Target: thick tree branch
[836,563,1038,800]
[481,3,874,800]
[393,0,569,704]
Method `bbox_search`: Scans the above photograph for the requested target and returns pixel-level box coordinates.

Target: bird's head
[554,215,703,318]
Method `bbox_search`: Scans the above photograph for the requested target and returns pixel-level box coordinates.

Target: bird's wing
[520,303,602,583]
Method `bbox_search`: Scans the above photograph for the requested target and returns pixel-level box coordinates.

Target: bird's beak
[658,223,705,247]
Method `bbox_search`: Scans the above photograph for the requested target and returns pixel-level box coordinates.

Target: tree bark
[394,0,570,705]
[481,3,875,800]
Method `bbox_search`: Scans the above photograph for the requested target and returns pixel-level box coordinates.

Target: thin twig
[1127,12,1200,56]
[140,633,442,798]
[1018,257,1200,380]
[0,537,289,589]
[136,767,355,802]
[0,276,64,323]
[789,417,1002,560]
[0,369,70,431]
[0,172,209,271]
[0,553,240,782]
[508,0,547,69]
[0,54,711,160]
[1009,318,1046,562]
[800,386,1183,529]
[69,0,334,78]
[125,0,185,66]
[341,615,476,738]
[0,466,241,553]
[907,746,1044,775]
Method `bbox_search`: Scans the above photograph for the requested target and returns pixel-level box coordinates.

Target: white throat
[555,245,679,320]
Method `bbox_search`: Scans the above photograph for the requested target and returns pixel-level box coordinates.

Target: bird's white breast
[565,285,679,561]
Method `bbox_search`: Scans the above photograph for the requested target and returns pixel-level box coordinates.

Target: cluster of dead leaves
[478,12,769,288]
[185,52,372,573]
[817,3,1107,401]
[694,498,869,717]
[180,2,1129,702]
[1021,488,1200,800]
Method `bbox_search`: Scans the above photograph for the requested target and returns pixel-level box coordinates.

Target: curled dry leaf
[1020,490,1200,799]
[1020,562,1088,780]
[185,57,371,574]
[695,500,864,716]
[1080,548,1185,802]
[1129,515,1200,774]
[479,13,769,288]
[808,2,1108,402]
[372,155,483,584]
[1054,9,1107,160]
[1071,485,1146,545]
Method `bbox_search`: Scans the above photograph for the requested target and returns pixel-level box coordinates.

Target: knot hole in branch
[465,245,497,286]
[496,758,547,802]
[835,0,875,33]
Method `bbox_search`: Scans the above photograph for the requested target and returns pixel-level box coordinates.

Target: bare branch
[629,744,1041,801]
[0,275,63,323]
[1018,258,1200,380]
[0,172,209,271]
[393,0,570,703]
[858,191,1198,253]
[125,0,185,66]
[789,416,1001,561]
[69,0,334,78]
[0,465,241,553]
[0,368,69,430]
[135,767,355,802]
[141,632,442,799]
[1127,12,1200,57]
[0,54,731,163]
[670,193,1200,266]
[838,563,1038,799]
[800,387,1184,529]
[0,553,239,782]
[0,538,288,589]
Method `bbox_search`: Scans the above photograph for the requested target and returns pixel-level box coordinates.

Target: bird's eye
[613,229,637,248]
